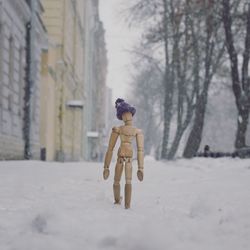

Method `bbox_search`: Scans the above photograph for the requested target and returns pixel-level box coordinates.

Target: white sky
[99,0,139,103]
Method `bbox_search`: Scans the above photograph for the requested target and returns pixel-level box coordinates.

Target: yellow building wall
[41,0,85,161]
[40,48,57,161]
[42,0,64,45]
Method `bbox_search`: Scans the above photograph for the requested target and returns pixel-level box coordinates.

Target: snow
[0,158,250,250]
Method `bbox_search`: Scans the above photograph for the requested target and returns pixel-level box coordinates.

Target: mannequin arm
[136,129,144,181]
[104,127,119,170]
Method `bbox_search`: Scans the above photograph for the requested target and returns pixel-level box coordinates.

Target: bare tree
[183,0,226,158]
[166,0,196,159]
[126,0,173,158]
[126,0,227,159]
[161,0,174,159]
[161,0,226,159]
[128,58,164,155]
[222,0,250,149]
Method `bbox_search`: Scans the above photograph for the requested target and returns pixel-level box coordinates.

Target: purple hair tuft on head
[115,98,136,120]
[115,98,124,108]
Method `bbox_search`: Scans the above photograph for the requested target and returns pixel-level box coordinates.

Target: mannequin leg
[124,159,132,209]
[113,158,123,204]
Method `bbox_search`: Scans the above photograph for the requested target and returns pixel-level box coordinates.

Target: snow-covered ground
[0,157,250,250]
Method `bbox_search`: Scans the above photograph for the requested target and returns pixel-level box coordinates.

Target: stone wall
[0,0,30,160]
[0,0,45,160]
[0,134,24,160]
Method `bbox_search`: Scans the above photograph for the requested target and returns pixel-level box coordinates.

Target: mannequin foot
[114,196,122,205]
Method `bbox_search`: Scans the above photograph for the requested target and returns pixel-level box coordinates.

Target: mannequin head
[122,112,133,124]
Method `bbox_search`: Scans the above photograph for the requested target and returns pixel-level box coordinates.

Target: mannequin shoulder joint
[112,127,120,134]
[136,129,143,135]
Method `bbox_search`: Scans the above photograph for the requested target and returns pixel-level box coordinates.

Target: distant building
[41,0,85,161]
[0,0,46,160]
[84,0,108,161]
[103,86,115,158]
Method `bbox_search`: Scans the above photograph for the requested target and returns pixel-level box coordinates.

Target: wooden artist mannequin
[103,99,144,209]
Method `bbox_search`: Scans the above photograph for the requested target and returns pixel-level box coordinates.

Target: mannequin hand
[103,168,110,180]
[137,169,143,181]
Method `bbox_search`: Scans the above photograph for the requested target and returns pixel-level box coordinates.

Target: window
[25,0,31,7]
[0,85,2,110]
[0,23,3,110]
[18,47,24,117]
[0,21,4,126]
[7,36,15,115]
[8,94,13,111]
[32,86,37,122]
[8,36,14,87]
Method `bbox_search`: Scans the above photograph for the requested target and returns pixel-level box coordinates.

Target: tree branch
[242,3,250,94]
[222,0,241,105]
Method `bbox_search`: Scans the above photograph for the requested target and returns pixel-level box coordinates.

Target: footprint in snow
[31,214,48,234]
[99,236,118,248]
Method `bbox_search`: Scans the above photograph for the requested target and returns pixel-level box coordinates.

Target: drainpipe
[23,0,36,159]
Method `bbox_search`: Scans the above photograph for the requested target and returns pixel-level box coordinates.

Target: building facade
[0,0,108,161]
[84,0,108,161]
[41,0,85,161]
[0,0,46,160]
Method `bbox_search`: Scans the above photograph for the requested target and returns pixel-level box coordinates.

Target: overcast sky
[99,0,139,103]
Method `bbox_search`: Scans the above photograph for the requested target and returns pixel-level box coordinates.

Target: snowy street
[0,158,250,250]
